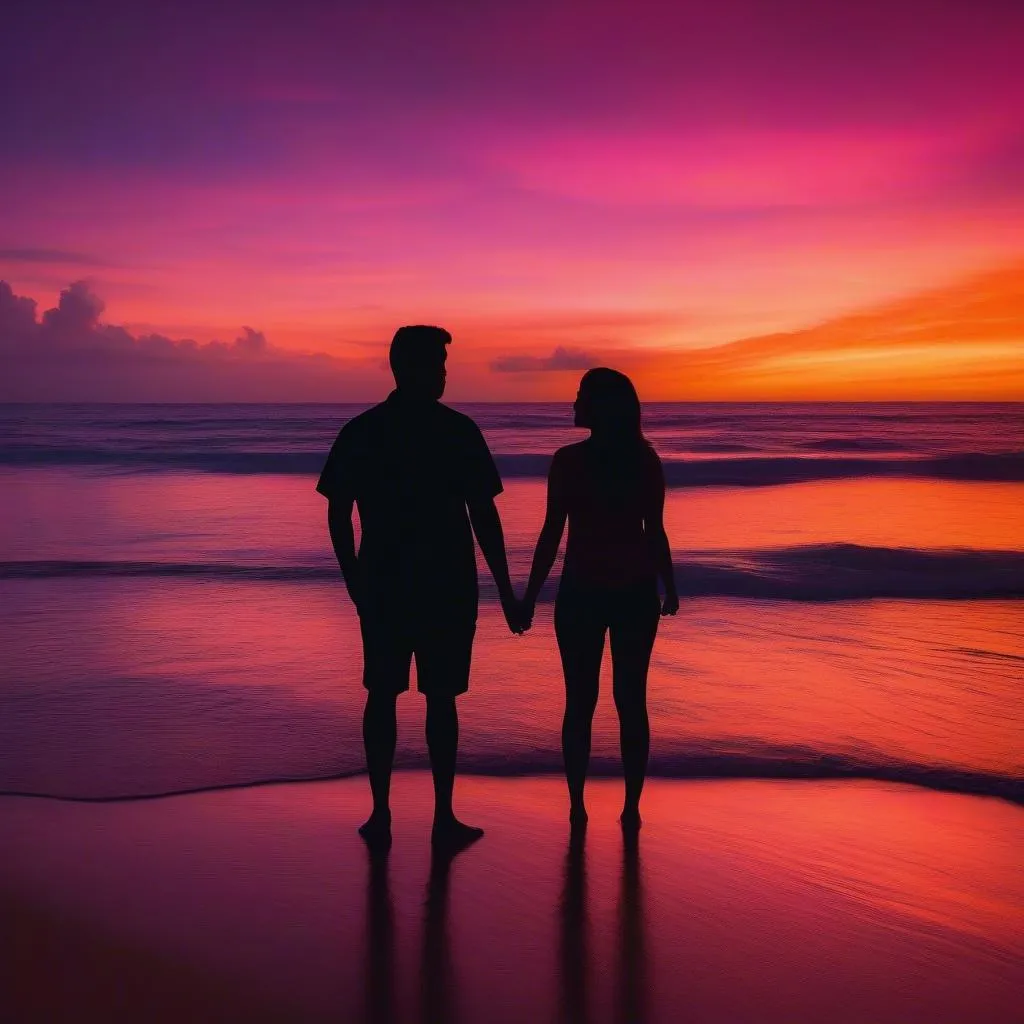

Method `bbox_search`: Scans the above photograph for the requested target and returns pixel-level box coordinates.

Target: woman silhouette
[522,369,678,828]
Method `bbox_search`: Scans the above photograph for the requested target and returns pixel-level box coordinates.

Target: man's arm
[327,494,364,614]
[467,496,521,632]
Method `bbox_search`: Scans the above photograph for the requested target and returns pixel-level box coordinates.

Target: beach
[3,774,1022,1024]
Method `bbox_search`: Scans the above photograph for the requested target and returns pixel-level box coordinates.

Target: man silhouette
[318,325,521,848]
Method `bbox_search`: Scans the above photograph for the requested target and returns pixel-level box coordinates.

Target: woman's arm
[645,454,679,615]
[522,454,568,620]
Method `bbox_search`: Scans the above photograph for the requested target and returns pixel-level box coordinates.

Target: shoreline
[2,763,1021,806]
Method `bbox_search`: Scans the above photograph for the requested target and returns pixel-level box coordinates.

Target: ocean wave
[676,544,1024,600]
[653,452,1024,487]
[667,442,761,453]
[2,744,1019,804]
[0,559,341,582]
[2,446,1023,484]
[0,446,329,474]
[463,743,1024,805]
[796,438,904,452]
[4,545,1022,599]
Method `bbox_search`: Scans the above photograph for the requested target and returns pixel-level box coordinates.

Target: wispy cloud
[490,346,597,373]
[0,248,111,267]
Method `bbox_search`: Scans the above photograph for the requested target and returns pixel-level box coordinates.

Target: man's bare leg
[360,691,397,842]
[425,693,483,849]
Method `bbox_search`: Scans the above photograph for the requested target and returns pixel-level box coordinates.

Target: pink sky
[1,0,1023,399]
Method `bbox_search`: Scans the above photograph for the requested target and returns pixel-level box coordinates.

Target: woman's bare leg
[610,602,659,827]
[556,604,606,825]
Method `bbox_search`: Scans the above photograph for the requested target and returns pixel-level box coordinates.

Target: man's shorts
[359,613,477,696]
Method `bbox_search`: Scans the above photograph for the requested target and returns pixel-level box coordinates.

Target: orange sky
[2,262,1021,402]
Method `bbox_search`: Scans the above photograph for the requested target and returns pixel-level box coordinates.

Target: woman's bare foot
[358,809,392,847]
[569,804,589,829]
[619,806,642,831]
[431,816,484,852]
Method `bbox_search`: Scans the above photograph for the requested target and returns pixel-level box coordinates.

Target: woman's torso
[557,439,660,592]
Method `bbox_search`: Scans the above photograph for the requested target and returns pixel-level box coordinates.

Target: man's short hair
[389,325,451,376]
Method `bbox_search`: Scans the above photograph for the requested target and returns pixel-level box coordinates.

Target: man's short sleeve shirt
[317,393,502,614]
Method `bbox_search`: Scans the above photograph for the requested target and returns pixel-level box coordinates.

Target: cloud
[490,345,597,373]
[482,261,1024,399]
[0,280,387,401]
[40,279,106,340]
[2,263,1021,402]
[232,326,268,354]
[0,248,110,267]
[0,280,38,334]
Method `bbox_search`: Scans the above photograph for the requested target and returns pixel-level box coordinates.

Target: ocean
[1,402,1021,802]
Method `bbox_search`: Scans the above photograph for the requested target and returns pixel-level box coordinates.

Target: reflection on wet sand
[560,827,591,1024]
[559,827,651,1024]
[421,844,460,1024]
[616,828,648,1024]
[5,778,1022,1023]
[362,843,396,1024]
[362,840,465,1024]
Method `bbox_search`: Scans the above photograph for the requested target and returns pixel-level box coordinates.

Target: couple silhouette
[317,326,678,849]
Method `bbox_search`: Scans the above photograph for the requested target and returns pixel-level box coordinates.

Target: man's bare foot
[619,807,642,831]
[431,816,484,852]
[569,804,589,829]
[358,809,392,847]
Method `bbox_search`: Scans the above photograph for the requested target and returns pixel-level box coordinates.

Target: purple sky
[2,0,1022,398]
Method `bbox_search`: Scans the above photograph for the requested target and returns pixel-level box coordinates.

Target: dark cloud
[490,345,596,373]
[233,326,268,354]
[0,280,38,334]
[0,248,110,267]
[0,280,387,401]
[40,279,105,340]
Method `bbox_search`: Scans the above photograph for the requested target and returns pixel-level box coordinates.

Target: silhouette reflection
[420,844,460,1024]
[559,826,591,1024]
[616,829,648,1024]
[360,831,647,1024]
[559,828,649,1024]
[362,842,396,1024]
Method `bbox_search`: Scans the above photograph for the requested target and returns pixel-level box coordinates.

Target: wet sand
[2,774,1022,1023]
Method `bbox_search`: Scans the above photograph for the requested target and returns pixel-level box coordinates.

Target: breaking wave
[3,744,1020,805]
[3,544,1022,599]
[2,445,1023,485]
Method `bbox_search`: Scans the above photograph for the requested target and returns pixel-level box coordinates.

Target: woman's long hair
[577,368,652,494]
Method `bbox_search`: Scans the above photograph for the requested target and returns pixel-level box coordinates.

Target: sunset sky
[2,0,1023,400]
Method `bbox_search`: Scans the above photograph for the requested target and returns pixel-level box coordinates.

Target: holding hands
[501,591,533,635]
